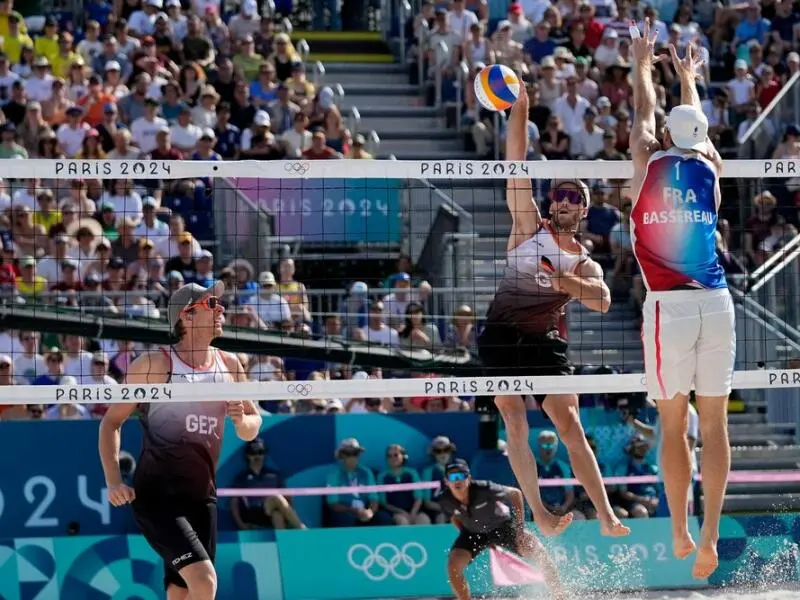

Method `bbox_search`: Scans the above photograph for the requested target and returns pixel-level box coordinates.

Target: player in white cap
[629,21,734,580]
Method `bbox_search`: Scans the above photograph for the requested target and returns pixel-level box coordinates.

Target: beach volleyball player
[629,21,734,579]
[99,281,262,600]
[476,89,629,538]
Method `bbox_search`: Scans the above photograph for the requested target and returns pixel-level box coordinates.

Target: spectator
[32,347,68,385]
[382,272,413,328]
[536,430,583,520]
[728,60,756,126]
[76,129,106,159]
[50,259,83,294]
[159,80,185,123]
[286,62,315,108]
[269,84,300,136]
[744,191,785,267]
[732,1,771,52]
[270,34,301,82]
[164,231,198,282]
[421,435,456,523]
[570,107,604,158]
[377,444,431,525]
[240,110,271,155]
[3,81,27,125]
[399,302,441,350]
[18,102,53,156]
[213,102,241,159]
[326,438,390,527]
[14,331,45,384]
[574,434,628,520]
[82,351,117,386]
[0,122,26,158]
[444,304,477,350]
[277,258,310,323]
[191,86,219,128]
[130,96,167,153]
[170,106,202,153]
[56,106,89,157]
[26,57,56,104]
[281,112,311,157]
[580,182,618,255]
[62,335,94,379]
[617,435,659,518]
[45,376,92,419]
[244,271,291,326]
[345,134,372,159]
[362,300,399,347]
[16,255,46,298]
[4,14,33,65]
[230,438,305,530]
[118,73,151,124]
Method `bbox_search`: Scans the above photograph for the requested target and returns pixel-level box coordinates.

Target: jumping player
[477,89,629,538]
[99,281,262,600]
[629,21,734,579]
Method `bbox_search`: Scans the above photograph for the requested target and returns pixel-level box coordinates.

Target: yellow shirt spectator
[3,31,32,64]
[16,275,47,297]
[51,52,82,79]
[233,53,264,82]
[0,12,27,39]
[34,35,59,65]
[33,210,62,232]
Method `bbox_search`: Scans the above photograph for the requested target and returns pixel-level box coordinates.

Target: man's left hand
[227,400,245,424]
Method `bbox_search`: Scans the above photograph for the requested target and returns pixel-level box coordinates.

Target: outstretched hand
[630,19,663,66]
[669,42,705,81]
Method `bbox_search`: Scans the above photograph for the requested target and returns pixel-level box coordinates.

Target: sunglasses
[554,188,585,205]
[447,472,467,483]
[540,443,556,450]
[186,296,220,311]
[340,450,360,457]
[387,453,403,458]
[29,408,43,416]
[432,448,450,455]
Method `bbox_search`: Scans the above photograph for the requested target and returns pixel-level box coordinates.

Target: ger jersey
[133,347,228,502]
[485,221,588,333]
[630,148,727,291]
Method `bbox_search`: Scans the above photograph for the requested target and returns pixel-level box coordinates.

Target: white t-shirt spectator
[24,75,54,102]
[14,353,46,383]
[570,125,604,158]
[135,218,170,244]
[77,39,104,65]
[102,191,143,222]
[128,10,158,35]
[447,9,479,40]
[382,292,411,326]
[45,403,93,419]
[228,14,261,41]
[57,123,90,157]
[0,332,22,357]
[38,255,66,283]
[281,128,312,156]
[363,324,399,347]
[155,236,202,259]
[244,293,292,323]
[170,122,203,150]
[64,351,95,380]
[0,70,19,99]
[147,76,169,101]
[728,76,755,106]
[131,116,168,154]
[11,188,38,212]
[553,94,591,134]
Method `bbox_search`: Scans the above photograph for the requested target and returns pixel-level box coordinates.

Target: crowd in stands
[409,0,800,309]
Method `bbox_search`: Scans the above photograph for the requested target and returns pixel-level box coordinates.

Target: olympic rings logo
[347,543,428,581]
[286,384,313,397]
[284,162,311,175]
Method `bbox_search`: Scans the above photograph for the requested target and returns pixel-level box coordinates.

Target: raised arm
[669,43,723,172]
[630,20,662,170]
[505,89,541,252]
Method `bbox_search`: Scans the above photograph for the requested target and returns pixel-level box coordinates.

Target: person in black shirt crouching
[435,460,565,600]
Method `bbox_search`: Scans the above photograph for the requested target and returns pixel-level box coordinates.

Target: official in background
[434,460,565,600]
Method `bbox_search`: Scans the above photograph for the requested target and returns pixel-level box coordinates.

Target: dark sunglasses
[540,442,556,450]
[554,188,585,205]
[387,453,403,458]
[187,296,220,311]
[447,472,467,483]
[28,408,43,416]
[0,363,10,369]
[432,448,450,455]
[340,450,360,457]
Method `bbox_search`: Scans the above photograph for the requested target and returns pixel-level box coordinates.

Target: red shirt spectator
[575,4,605,50]
[302,131,340,159]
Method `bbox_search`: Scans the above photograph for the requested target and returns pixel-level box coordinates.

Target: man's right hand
[107,483,136,507]
[630,19,660,66]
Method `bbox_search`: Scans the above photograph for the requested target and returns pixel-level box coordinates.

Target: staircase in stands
[291,31,473,159]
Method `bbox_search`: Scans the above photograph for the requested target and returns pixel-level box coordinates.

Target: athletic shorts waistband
[645,287,730,303]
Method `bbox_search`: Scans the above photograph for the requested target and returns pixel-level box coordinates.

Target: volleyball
[473,64,521,112]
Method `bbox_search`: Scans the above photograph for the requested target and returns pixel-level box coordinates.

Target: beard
[550,209,581,232]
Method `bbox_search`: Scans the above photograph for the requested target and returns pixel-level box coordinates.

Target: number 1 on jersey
[674,162,680,182]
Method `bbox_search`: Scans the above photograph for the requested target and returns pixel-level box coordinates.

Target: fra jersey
[632,148,735,400]
[630,148,726,292]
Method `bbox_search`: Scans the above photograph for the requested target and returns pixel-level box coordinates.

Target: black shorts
[452,521,520,559]
[132,497,217,590]
[477,323,573,405]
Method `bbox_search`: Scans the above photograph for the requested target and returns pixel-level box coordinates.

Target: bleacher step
[722,493,800,512]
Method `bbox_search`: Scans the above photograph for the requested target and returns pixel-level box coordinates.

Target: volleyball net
[0,157,798,408]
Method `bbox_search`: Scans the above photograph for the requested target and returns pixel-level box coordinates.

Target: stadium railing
[738,71,800,161]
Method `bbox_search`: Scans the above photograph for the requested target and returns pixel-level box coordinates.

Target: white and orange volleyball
[473,64,520,112]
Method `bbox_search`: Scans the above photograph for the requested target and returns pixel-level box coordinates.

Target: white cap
[254,110,270,127]
[242,0,258,15]
[788,52,800,64]
[146,0,163,6]
[105,60,121,72]
[734,59,748,70]
[666,104,708,151]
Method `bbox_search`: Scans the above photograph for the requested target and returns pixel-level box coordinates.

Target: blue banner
[0,516,798,599]
[239,177,403,244]
[0,409,649,537]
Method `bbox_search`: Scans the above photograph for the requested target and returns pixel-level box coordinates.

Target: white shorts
[641,288,736,400]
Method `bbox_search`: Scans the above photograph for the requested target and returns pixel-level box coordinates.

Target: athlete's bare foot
[600,517,631,537]
[536,510,573,537]
[673,532,697,560]
[692,543,719,579]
